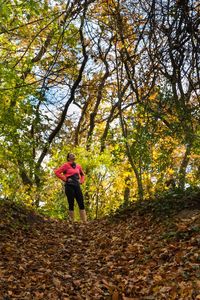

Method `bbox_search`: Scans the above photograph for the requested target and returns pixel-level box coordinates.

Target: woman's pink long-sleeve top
[54,162,85,184]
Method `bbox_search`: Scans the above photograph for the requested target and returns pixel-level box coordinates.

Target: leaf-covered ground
[0,193,200,300]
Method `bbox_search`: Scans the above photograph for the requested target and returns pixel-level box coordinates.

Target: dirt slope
[0,195,200,300]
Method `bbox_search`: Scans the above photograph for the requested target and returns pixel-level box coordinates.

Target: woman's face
[68,153,76,161]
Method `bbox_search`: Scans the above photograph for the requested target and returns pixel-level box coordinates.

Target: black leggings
[65,184,85,211]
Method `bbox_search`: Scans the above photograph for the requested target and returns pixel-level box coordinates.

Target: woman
[54,153,87,223]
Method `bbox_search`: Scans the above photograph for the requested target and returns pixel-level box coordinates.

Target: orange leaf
[112,290,119,300]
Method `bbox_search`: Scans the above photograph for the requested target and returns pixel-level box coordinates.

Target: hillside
[0,192,200,300]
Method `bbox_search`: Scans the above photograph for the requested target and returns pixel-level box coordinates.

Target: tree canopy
[0,0,199,219]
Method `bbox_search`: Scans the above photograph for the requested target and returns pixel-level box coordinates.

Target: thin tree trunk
[115,37,144,201]
[118,106,144,201]
[124,175,131,206]
[178,142,192,190]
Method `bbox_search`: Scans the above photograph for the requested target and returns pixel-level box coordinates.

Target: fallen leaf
[53,277,61,288]
[112,289,119,300]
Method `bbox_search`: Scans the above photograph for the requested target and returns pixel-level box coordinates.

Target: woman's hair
[67,153,75,161]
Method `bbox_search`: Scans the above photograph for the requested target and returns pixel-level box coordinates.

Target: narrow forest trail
[0,199,200,300]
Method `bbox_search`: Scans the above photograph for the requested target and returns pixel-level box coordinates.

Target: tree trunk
[178,142,192,190]
[119,108,144,201]
[124,175,131,206]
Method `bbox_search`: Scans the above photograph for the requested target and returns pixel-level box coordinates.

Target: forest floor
[0,191,200,300]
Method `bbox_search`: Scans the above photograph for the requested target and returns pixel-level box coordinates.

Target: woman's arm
[54,164,67,182]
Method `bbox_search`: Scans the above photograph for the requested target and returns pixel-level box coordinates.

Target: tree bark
[178,142,192,190]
